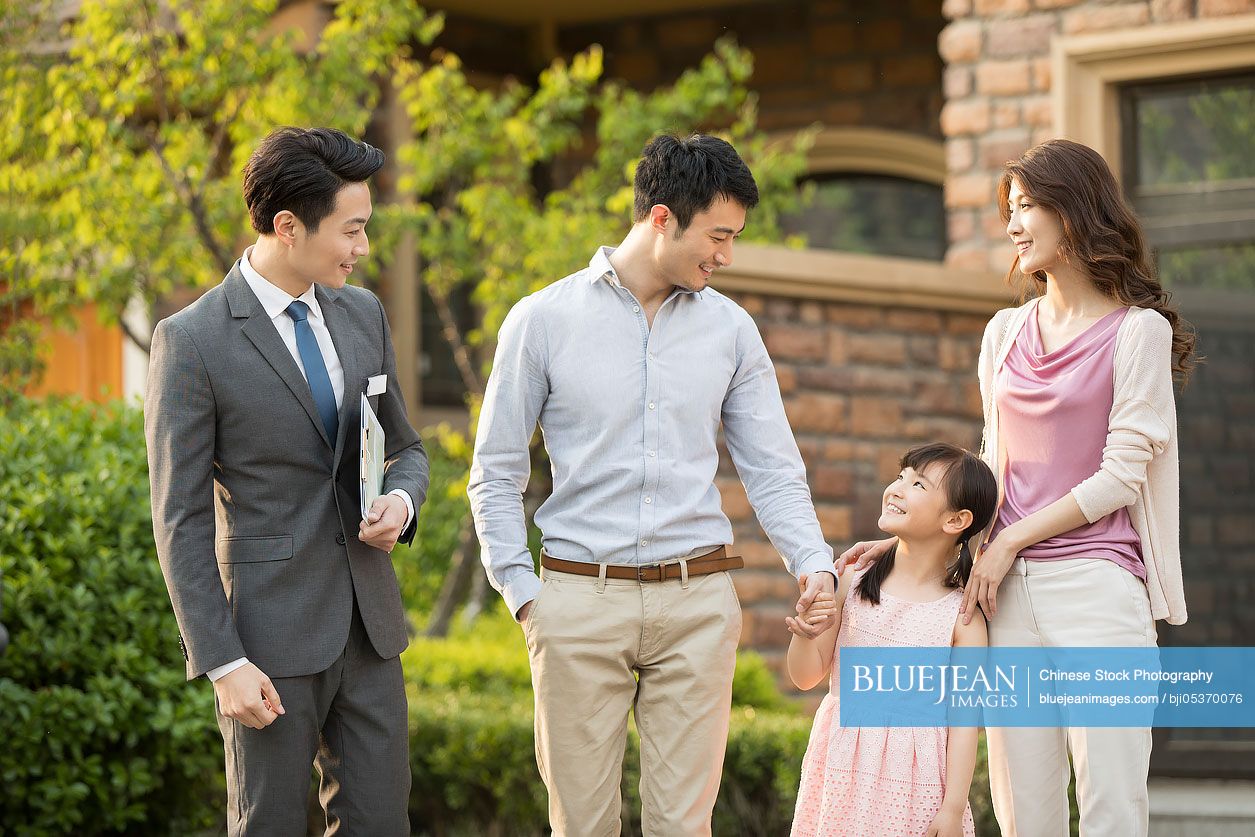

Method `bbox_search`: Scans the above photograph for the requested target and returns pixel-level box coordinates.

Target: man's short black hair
[242,127,384,234]
[632,134,759,232]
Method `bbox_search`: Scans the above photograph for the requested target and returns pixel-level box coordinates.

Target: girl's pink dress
[791,571,977,836]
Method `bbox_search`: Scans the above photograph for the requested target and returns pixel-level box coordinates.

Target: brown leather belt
[540,546,744,582]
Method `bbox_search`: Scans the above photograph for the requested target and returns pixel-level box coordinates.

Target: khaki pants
[524,566,742,837]
[987,557,1158,837]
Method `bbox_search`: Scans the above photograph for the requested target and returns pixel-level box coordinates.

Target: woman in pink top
[842,140,1197,837]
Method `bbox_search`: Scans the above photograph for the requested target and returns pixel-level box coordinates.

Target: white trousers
[987,557,1158,837]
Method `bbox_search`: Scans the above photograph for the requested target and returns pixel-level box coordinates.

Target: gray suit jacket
[145,265,428,680]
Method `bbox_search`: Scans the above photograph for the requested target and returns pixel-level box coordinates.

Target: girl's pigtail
[948,538,975,589]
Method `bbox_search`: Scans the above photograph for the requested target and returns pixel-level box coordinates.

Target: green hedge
[0,398,222,835]
[401,611,790,712]
[406,691,813,837]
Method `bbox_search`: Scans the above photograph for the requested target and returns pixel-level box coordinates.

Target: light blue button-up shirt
[468,246,834,616]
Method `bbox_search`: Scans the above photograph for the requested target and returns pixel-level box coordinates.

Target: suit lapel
[320,286,360,466]
[228,268,333,448]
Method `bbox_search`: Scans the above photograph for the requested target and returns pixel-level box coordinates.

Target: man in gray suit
[146,127,427,835]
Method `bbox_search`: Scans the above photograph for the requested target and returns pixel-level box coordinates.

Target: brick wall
[720,292,991,678]
[939,0,1255,272]
[558,0,946,135]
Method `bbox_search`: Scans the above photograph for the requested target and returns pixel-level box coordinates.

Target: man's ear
[942,509,973,538]
[272,210,300,246]
[648,204,671,236]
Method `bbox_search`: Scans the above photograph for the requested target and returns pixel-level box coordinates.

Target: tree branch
[137,0,233,275]
[429,284,484,396]
[146,132,235,274]
[119,315,152,355]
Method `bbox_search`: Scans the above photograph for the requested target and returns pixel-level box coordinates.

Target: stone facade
[558,0,947,135]
[939,0,1255,272]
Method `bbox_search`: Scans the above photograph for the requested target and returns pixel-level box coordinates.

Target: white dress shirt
[208,249,413,682]
[469,246,834,619]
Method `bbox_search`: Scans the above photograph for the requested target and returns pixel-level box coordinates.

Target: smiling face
[284,181,372,289]
[878,461,967,541]
[1006,178,1066,276]
[653,195,746,292]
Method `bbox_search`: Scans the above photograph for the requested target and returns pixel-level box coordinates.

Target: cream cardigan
[977,298,1186,625]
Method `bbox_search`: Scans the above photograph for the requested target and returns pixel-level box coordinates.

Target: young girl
[788,443,997,837]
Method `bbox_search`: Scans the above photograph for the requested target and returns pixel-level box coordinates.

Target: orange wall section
[26,305,125,403]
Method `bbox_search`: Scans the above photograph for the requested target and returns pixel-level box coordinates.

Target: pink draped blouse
[990,305,1145,578]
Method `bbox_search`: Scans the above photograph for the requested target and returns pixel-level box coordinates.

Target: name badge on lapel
[366,374,387,397]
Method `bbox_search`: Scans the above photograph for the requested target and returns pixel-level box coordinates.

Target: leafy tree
[1,0,439,386]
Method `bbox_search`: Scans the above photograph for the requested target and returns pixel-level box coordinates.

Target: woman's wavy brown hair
[998,139,1197,385]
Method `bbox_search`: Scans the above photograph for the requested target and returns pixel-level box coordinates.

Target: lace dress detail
[791,571,976,836]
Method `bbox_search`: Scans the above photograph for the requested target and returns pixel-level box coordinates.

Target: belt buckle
[636,562,662,582]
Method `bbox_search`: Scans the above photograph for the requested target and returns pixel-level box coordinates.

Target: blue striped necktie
[285,300,339,443]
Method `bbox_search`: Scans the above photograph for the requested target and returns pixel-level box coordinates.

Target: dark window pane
[781,174,946,261]
[1127,74,1255,192]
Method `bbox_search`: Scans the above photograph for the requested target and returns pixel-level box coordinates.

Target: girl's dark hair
[857,443,998,605]
[998,139,1197,386]
[242,127,384,235]
[632,134,759,231]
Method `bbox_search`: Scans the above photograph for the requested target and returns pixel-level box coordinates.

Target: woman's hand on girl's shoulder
[953,603,988,649]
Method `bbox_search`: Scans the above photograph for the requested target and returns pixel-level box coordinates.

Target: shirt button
[640,539,648,546]
[644,497,652,504]
[336,534,346,545]
[648,451,656,457]
[633,306,640,313]
[648,403,655,410]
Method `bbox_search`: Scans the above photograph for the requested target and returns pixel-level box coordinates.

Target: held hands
[960,534,1017,625]
[359,494,407,553]
[786,572,838,639]
[836,537,896,576]
[213,662,285,730]
[924,806,965,837]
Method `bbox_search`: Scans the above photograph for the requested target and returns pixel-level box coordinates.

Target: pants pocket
[523,578,555,646]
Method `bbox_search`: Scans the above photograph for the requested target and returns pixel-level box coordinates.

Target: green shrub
[406,685,814,837]
[392,425,472,619]
[407,690,547,835]
[403,610,795,711]
[0,397,221,835]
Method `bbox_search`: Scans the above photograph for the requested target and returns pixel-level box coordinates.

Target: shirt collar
[240,246,323,322]
[585,245,704,299]
[587,246,621,287]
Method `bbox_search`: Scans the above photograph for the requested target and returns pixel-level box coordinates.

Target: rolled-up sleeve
[721,311,833,578]
[468,298,549,618]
